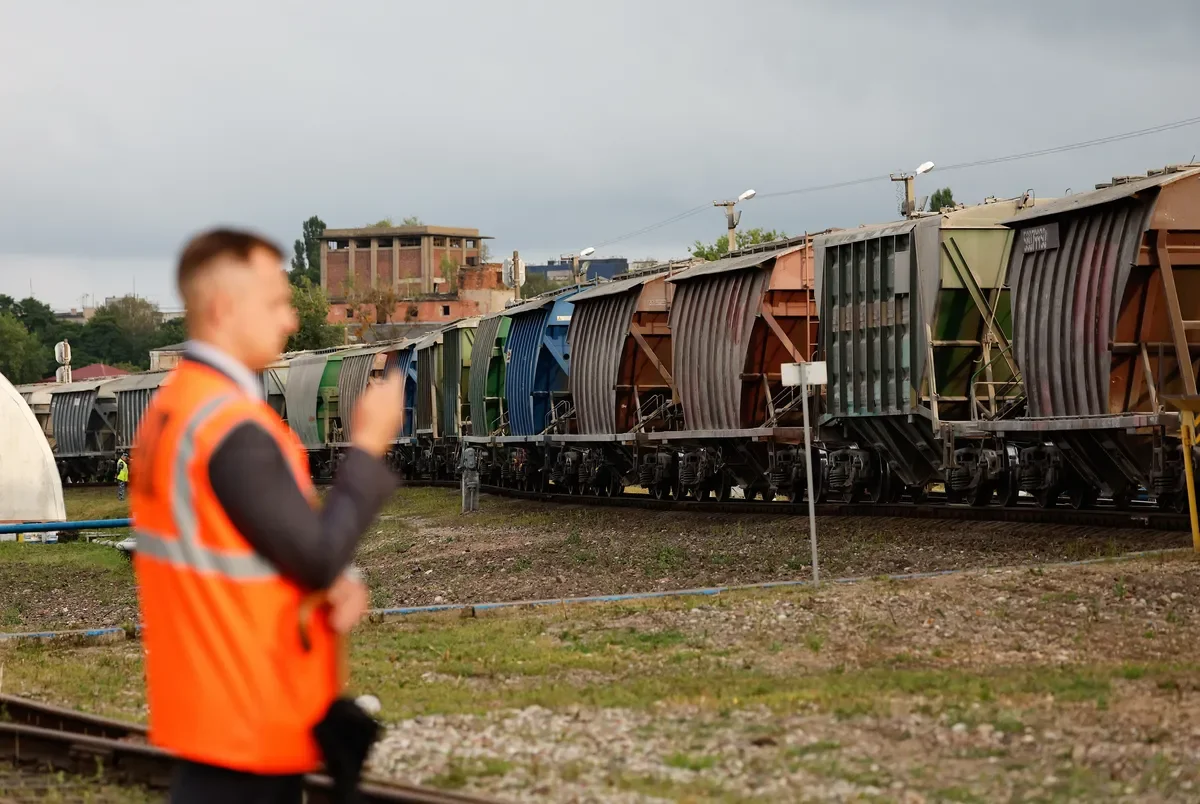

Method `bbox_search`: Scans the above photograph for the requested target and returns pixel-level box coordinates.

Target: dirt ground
[0,487,1188,633]
[6,554,1200,802]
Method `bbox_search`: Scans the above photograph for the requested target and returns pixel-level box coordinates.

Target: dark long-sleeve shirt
[207,423,395,590]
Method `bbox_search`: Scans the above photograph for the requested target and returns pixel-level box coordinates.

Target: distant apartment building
[319,225,514,324]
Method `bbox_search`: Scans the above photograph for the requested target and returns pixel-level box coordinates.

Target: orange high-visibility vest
[130,359,336,774]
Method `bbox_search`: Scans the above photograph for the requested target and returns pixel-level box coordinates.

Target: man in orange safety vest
[131,228,403,802]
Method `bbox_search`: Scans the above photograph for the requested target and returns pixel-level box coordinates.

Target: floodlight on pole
[890,159,936,218]
[564,247,596,283]
[714,188,757,252]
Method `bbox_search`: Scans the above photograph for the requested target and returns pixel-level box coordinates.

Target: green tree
[287,278,343,352]
[364,215,422,228]
[0,312,49,383]
[521,273,572,296]
[96,295,160,339]
[289,215,326,286]
[690,227,788,261]
[439,254,459,293]
[928,187,956,211]
[13,297,56,341]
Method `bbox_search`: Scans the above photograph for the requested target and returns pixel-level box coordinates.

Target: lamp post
[561,247,596,284]
[713,189,756,253]
[889,161,935,218]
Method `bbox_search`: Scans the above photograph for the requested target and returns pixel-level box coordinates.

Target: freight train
[16,163,1200,512]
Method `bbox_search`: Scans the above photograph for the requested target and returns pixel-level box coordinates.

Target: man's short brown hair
[177,228,284,296]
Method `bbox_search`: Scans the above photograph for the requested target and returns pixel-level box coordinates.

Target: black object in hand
[312,697,381,804]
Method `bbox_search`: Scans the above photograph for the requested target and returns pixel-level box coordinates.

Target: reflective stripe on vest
[135,393,278,581]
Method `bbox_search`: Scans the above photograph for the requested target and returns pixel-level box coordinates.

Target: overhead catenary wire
[584,113,1200,251]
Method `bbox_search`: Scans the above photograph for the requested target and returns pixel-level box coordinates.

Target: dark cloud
[1,0,1197,307]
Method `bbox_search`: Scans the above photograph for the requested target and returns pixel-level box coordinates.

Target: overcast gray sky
[2,0,1198,310]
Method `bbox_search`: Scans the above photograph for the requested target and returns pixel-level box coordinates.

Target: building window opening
[399,236,420,247]
[433,236,446,247]
[442,305,451,316]
[355,239,371,248]
[466,256,478,266]
[465,239,477,248]
[450,237,462,247]
[375,237,394,249]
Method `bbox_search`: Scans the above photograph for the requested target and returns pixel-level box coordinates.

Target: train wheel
[651,484,671,500]
[1036,486,1061,509]
[1160,492,1188,513]
[998,479,1020,507]
[1068,485,1098,510]
[968,482,994,508]
[715,481,733,502]
[908,486,929,504]
[1112,490,1133,510]
[760,488,776,502]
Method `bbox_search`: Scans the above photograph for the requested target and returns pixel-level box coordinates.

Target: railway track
[76,478,1191,531]
[0,694,500,804]
[405,479,1191,531]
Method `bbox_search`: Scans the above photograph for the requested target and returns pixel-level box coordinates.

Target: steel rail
[0,694,501,804]
[403,479,1190,531]
[59,479,1190,531]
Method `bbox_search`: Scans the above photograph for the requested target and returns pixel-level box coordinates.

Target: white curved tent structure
[0,372,66,523]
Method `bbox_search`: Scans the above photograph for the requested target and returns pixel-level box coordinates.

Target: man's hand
[327,573,370,634]
[351,373,405,458]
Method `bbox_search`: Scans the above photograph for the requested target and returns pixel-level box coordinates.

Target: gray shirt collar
[183,340,263,400]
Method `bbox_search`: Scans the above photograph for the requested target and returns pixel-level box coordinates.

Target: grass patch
[426,757,512,789]
[645,545,686,577]
[663,752,716,771]
[62,487,130,522]
[9,599,1177,727]
[0,542,133,575]
[788,740,840,757]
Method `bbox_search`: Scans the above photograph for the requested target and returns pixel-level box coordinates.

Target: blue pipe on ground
[0,547,1184,641]
[0,519,131,534]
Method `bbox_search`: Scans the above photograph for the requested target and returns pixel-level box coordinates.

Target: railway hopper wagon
[467,312,512,439]
[13,383,53,445]
[42,379,121,482]
[282,339,432,477]
[111,372,171,466]
[464,286,584,488]
[812,194,1042,504]
[654,238,821,501]
[410,318,478,478]
[964,164,1200,510]
[554,263,683,496]
[283,346,357,476]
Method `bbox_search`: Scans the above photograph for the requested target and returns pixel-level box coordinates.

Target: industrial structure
[319,225,513,324]
[524,257,629,283]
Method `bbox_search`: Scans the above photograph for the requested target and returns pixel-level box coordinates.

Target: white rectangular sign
[781,361,827,387]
